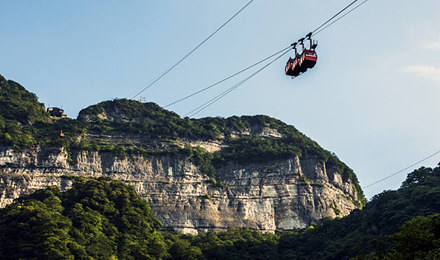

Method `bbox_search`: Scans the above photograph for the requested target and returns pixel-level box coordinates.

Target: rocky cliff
[0,75,365,234]
[0,146,360,234]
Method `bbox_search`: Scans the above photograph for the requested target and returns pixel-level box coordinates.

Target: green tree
[0,191,74,259]
[0,179,168,259]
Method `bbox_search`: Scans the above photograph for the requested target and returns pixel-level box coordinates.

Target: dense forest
[0,74,364,203]
[1,164,440,259]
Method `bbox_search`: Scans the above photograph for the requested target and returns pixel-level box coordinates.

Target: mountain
[0,74,365,233]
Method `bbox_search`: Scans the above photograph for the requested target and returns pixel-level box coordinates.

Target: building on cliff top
[47,107,67,118]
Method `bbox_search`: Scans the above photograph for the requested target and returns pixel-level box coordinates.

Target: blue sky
[1,0,439,198]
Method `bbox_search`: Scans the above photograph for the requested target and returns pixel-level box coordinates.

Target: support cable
[363,150,440,189]
[314,0,368,36]
[169,0,369,109]
[311,0,359,34]
[186,48,291,117]
[164,45,292,108]
[131,0,254,99]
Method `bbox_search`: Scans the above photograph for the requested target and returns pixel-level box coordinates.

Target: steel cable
[172,0,369,111]
[312,0,359,34]
[186,48,291,117]
[131,0,254,99]
[314,0,368,36]
[363,150,440,189]
[164,45,292,108]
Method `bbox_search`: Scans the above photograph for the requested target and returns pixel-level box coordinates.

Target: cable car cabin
[301,49,318,69]
[285,58,295,76]
[285,33,318,77]
[285,56,301,77]
[60,131,65,138]
[298,55,308,73]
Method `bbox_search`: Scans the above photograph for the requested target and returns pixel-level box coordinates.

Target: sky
[1,0,439,199]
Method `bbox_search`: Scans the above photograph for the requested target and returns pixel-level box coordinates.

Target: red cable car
[301,33,318,69]
[285,43,301,77]
[302,49,318,69]
[297,38,308,73]
[285,33,318,78]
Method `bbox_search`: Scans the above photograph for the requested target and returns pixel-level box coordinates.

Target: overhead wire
[363,149,440,189]
[182,0,369,116]
[127,67,170,99]
[186,48,292,117]
[163,45,292,108]
[131,0,254,99]
[311,0,359,34]
[314,0,368,36]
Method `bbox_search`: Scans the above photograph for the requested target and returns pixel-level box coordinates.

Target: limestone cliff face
[0,146,360,234]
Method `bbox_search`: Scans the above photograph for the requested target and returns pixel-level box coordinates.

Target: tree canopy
[0,179,167,259]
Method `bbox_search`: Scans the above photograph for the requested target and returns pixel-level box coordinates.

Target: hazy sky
[1,0,439,198]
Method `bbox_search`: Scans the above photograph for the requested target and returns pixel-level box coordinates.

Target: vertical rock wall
[0,147,360,234]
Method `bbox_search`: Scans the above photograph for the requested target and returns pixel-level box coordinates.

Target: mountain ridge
[0,74,365,233]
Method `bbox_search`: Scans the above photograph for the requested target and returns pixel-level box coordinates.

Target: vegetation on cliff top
[78,99,365,202]
[0,74,365,205]
[0,75,52,147]
[0,75,49,124]
[1,165,440,259]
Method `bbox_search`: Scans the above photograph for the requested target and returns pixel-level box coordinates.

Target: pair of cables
[130,0,368,114]
[128,1,440,192]
[176,0,368,117]
[131,0,255,100]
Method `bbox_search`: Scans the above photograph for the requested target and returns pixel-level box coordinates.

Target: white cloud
[404,23,440,51]
[405,65,440,83]
[424,42,440,51]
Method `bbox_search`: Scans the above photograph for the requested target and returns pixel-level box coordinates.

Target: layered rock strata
[0,147,359,234]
